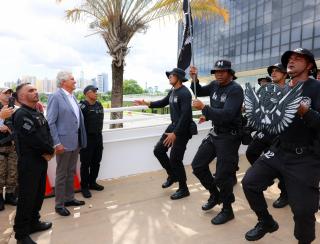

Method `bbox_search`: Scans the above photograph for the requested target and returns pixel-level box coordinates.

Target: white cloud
[0,0,178,91]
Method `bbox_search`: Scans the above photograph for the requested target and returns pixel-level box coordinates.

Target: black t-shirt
[150,85,192,136]
[191,80,244,131]
[279,78,320,147]
[13,104,54,157]
[80,100,104,134]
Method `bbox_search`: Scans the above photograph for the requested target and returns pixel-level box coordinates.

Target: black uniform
[152,85,193,187]
[242,78,320,243]
[191,80,243,207]
[13,104,54,240]
[79,100,104,189]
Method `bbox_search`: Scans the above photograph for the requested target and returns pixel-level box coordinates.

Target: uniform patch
[220,93,227,102]
[22,117,34,131]
[22,122,32,131]
[212,92,217,100]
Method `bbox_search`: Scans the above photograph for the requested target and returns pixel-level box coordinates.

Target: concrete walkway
[2,155,320,244]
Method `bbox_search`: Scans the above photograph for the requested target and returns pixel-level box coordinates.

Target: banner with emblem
[177,0,193,71]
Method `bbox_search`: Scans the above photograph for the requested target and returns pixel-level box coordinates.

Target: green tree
[123,79,144,95]
[39,93,48,104]
[57,0,228,128]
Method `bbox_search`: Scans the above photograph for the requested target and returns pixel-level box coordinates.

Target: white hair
[56,71,72,87]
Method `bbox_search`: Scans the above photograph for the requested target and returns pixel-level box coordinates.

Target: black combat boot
[161,177,176,188]
[245,217,279,241]
[272,194,288,208]
[170,187,190,200]
[202,194,220,211]
[5,192,18,206]
[211,207,235,225]
[0,194,4,211]
[89,182,104,191]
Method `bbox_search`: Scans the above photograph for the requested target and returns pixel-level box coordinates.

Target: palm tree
[57,0,228,128]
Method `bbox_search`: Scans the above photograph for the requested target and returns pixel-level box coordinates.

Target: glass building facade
[178,0,320,85]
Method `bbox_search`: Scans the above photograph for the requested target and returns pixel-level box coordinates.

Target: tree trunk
[110,62,124,129]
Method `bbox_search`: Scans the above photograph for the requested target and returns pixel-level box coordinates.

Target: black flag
[177,0,193,71]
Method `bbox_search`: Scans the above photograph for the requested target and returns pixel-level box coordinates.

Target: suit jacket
[46,88,87,151]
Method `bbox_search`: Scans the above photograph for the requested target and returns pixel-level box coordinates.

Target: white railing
[102,105,206,126]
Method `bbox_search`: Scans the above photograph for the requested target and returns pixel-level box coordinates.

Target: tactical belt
[214,127,238,135]
[279,142,311,155]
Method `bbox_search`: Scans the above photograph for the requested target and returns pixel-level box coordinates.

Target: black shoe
[89,183,104,191]
[64,199,85,206]
[17,235,37,244]
[272,195,288,208]
[211,208,235,225]
[0,195,4,211]
[245,219,279,241]
[170,188,190,200]
[202,194,220,211]
[5,192,18,206]
[161,177,176,188]
[81,188,92,198]
[30,221,52,234]
[55,207,71,216]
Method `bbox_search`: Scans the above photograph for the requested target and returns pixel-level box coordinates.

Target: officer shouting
[242,48,320,244]
[134,68,195,200]
[13,83,55,244]
[190,60,243,225]
[245,63,289,209]
[80,85,104,198]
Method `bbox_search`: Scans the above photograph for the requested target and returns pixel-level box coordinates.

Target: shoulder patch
[80,103,87,110]
[22,117,34,131]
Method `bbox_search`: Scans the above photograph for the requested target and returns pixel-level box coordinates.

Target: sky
[0,0,178,90]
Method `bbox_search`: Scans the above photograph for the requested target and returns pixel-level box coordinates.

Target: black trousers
[14,156,47,240]
[246,133,287,198]
[192,132,241,205]
[153,128,190,185]
[242,148,320,243]
[80,133,103,188]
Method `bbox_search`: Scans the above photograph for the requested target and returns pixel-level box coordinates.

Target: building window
[272,33,280,47]
[302,23,313,39]
[263,36,271,49]
[290,41,301,49]
[302,39,313,50]
[281,30,290,45]
[314,36,320,48]
[291,27,301,42]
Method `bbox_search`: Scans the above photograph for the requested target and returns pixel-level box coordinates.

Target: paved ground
[1,155,320,244]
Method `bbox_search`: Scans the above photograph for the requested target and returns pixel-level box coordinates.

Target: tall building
[178,0,320,87]
[21,76,36,85]
[97,73,109,93]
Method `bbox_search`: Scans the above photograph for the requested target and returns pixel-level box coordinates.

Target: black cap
[166,68,188,82]
[281,48,318,78]
[267,63,287,76]
[258,76,272,85]
[210,60,237,80]
[83,85,98,95]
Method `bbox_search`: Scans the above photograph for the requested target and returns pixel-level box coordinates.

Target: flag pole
[188,1,197,98]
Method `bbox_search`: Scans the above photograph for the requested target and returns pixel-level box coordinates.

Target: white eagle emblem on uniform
[244,82,303,134]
